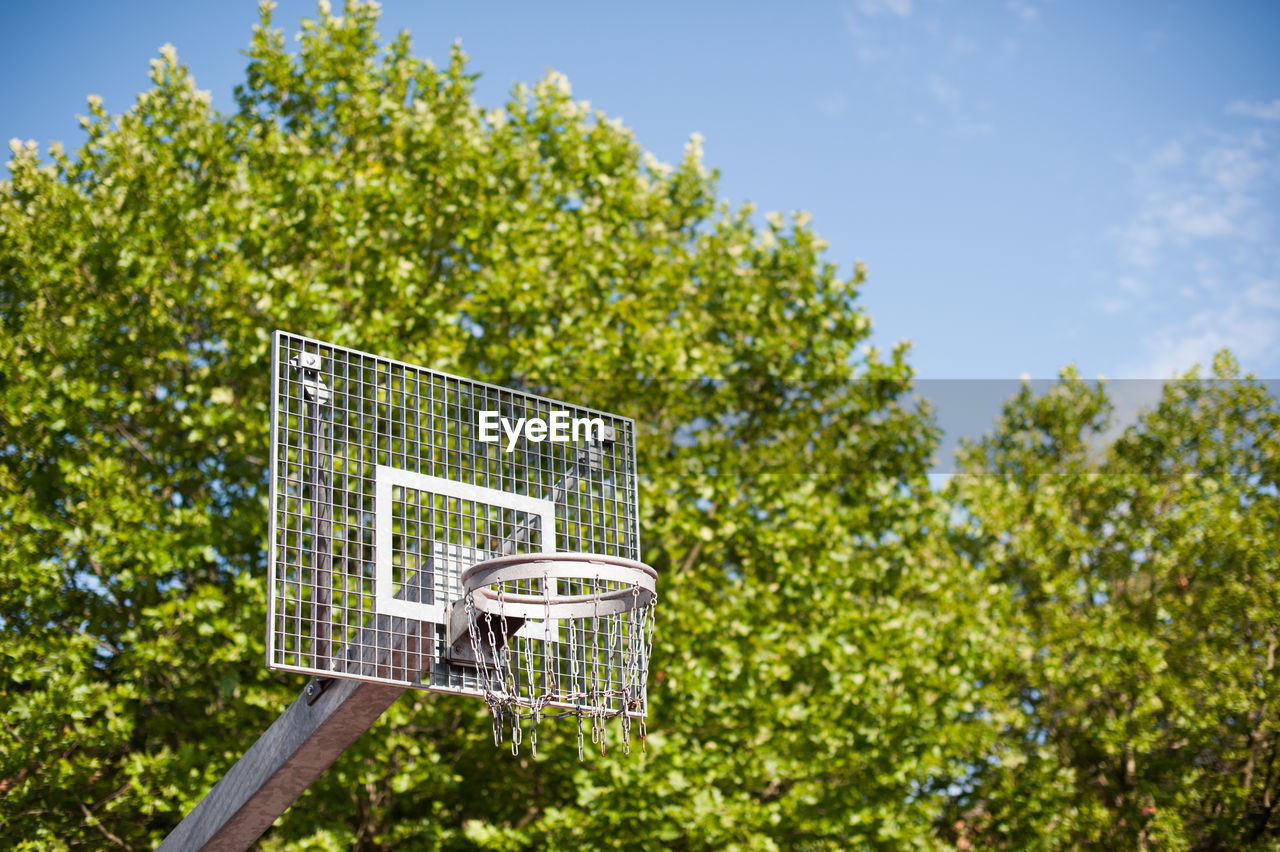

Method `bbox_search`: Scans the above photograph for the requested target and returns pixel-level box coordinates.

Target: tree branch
[80,801,126,848]
[115,423,159,467]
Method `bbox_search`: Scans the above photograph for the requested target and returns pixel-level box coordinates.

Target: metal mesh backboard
[267,331,640,697]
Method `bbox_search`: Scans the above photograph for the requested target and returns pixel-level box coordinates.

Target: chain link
[530,709,538,758]
[461,559,655,760]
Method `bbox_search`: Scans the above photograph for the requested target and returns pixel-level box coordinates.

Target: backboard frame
[265,330,643,705]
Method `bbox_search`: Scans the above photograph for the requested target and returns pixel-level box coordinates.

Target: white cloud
[1244,280,1280,309]
[840,0,917,64]
[1202,135,1267,190]
[1095,277,1148,317]
[857,0,913,17]
[1123,299,1279,379]
[1193,258,1222,293]
[1119,276,1148,296]
[1227,99,1280,121]
[927,73,960,108]
[837,1,1015,138]
[924,73,994,138]
[1105,109,1280,378]
[840,6,890,64]
[1005,0,1038,22]
[1112,129,1271,266]
[1147,140,1185,170]
[1163,192,1253,238]
[818,91,849,118]
[1098,296,1129,316]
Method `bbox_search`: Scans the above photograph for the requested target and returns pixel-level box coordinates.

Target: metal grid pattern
[268,331,640,697]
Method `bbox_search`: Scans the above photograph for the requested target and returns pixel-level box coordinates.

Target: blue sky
[3,1,1278,441]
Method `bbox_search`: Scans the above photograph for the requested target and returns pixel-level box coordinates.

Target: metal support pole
[159,575,433,850]
[156,678,404,851]
[302,368,332,668]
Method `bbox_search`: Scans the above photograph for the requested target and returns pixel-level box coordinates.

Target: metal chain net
[463,569,656,758]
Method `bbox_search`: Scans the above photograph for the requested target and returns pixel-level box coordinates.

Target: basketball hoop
[454,553,657,758]
[269,332,654,760]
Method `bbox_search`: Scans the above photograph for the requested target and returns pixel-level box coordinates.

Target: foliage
[945,355,1280,850]
[0,2,1006,849]
[4,2,1277,849]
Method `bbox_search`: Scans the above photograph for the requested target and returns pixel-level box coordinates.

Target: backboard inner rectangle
[373,467,554,624]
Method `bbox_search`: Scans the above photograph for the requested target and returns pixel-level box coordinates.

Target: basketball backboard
[267,331,646,724]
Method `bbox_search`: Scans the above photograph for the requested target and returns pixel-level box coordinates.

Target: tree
[945,355,1280,850]
[0,3,1004,848]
